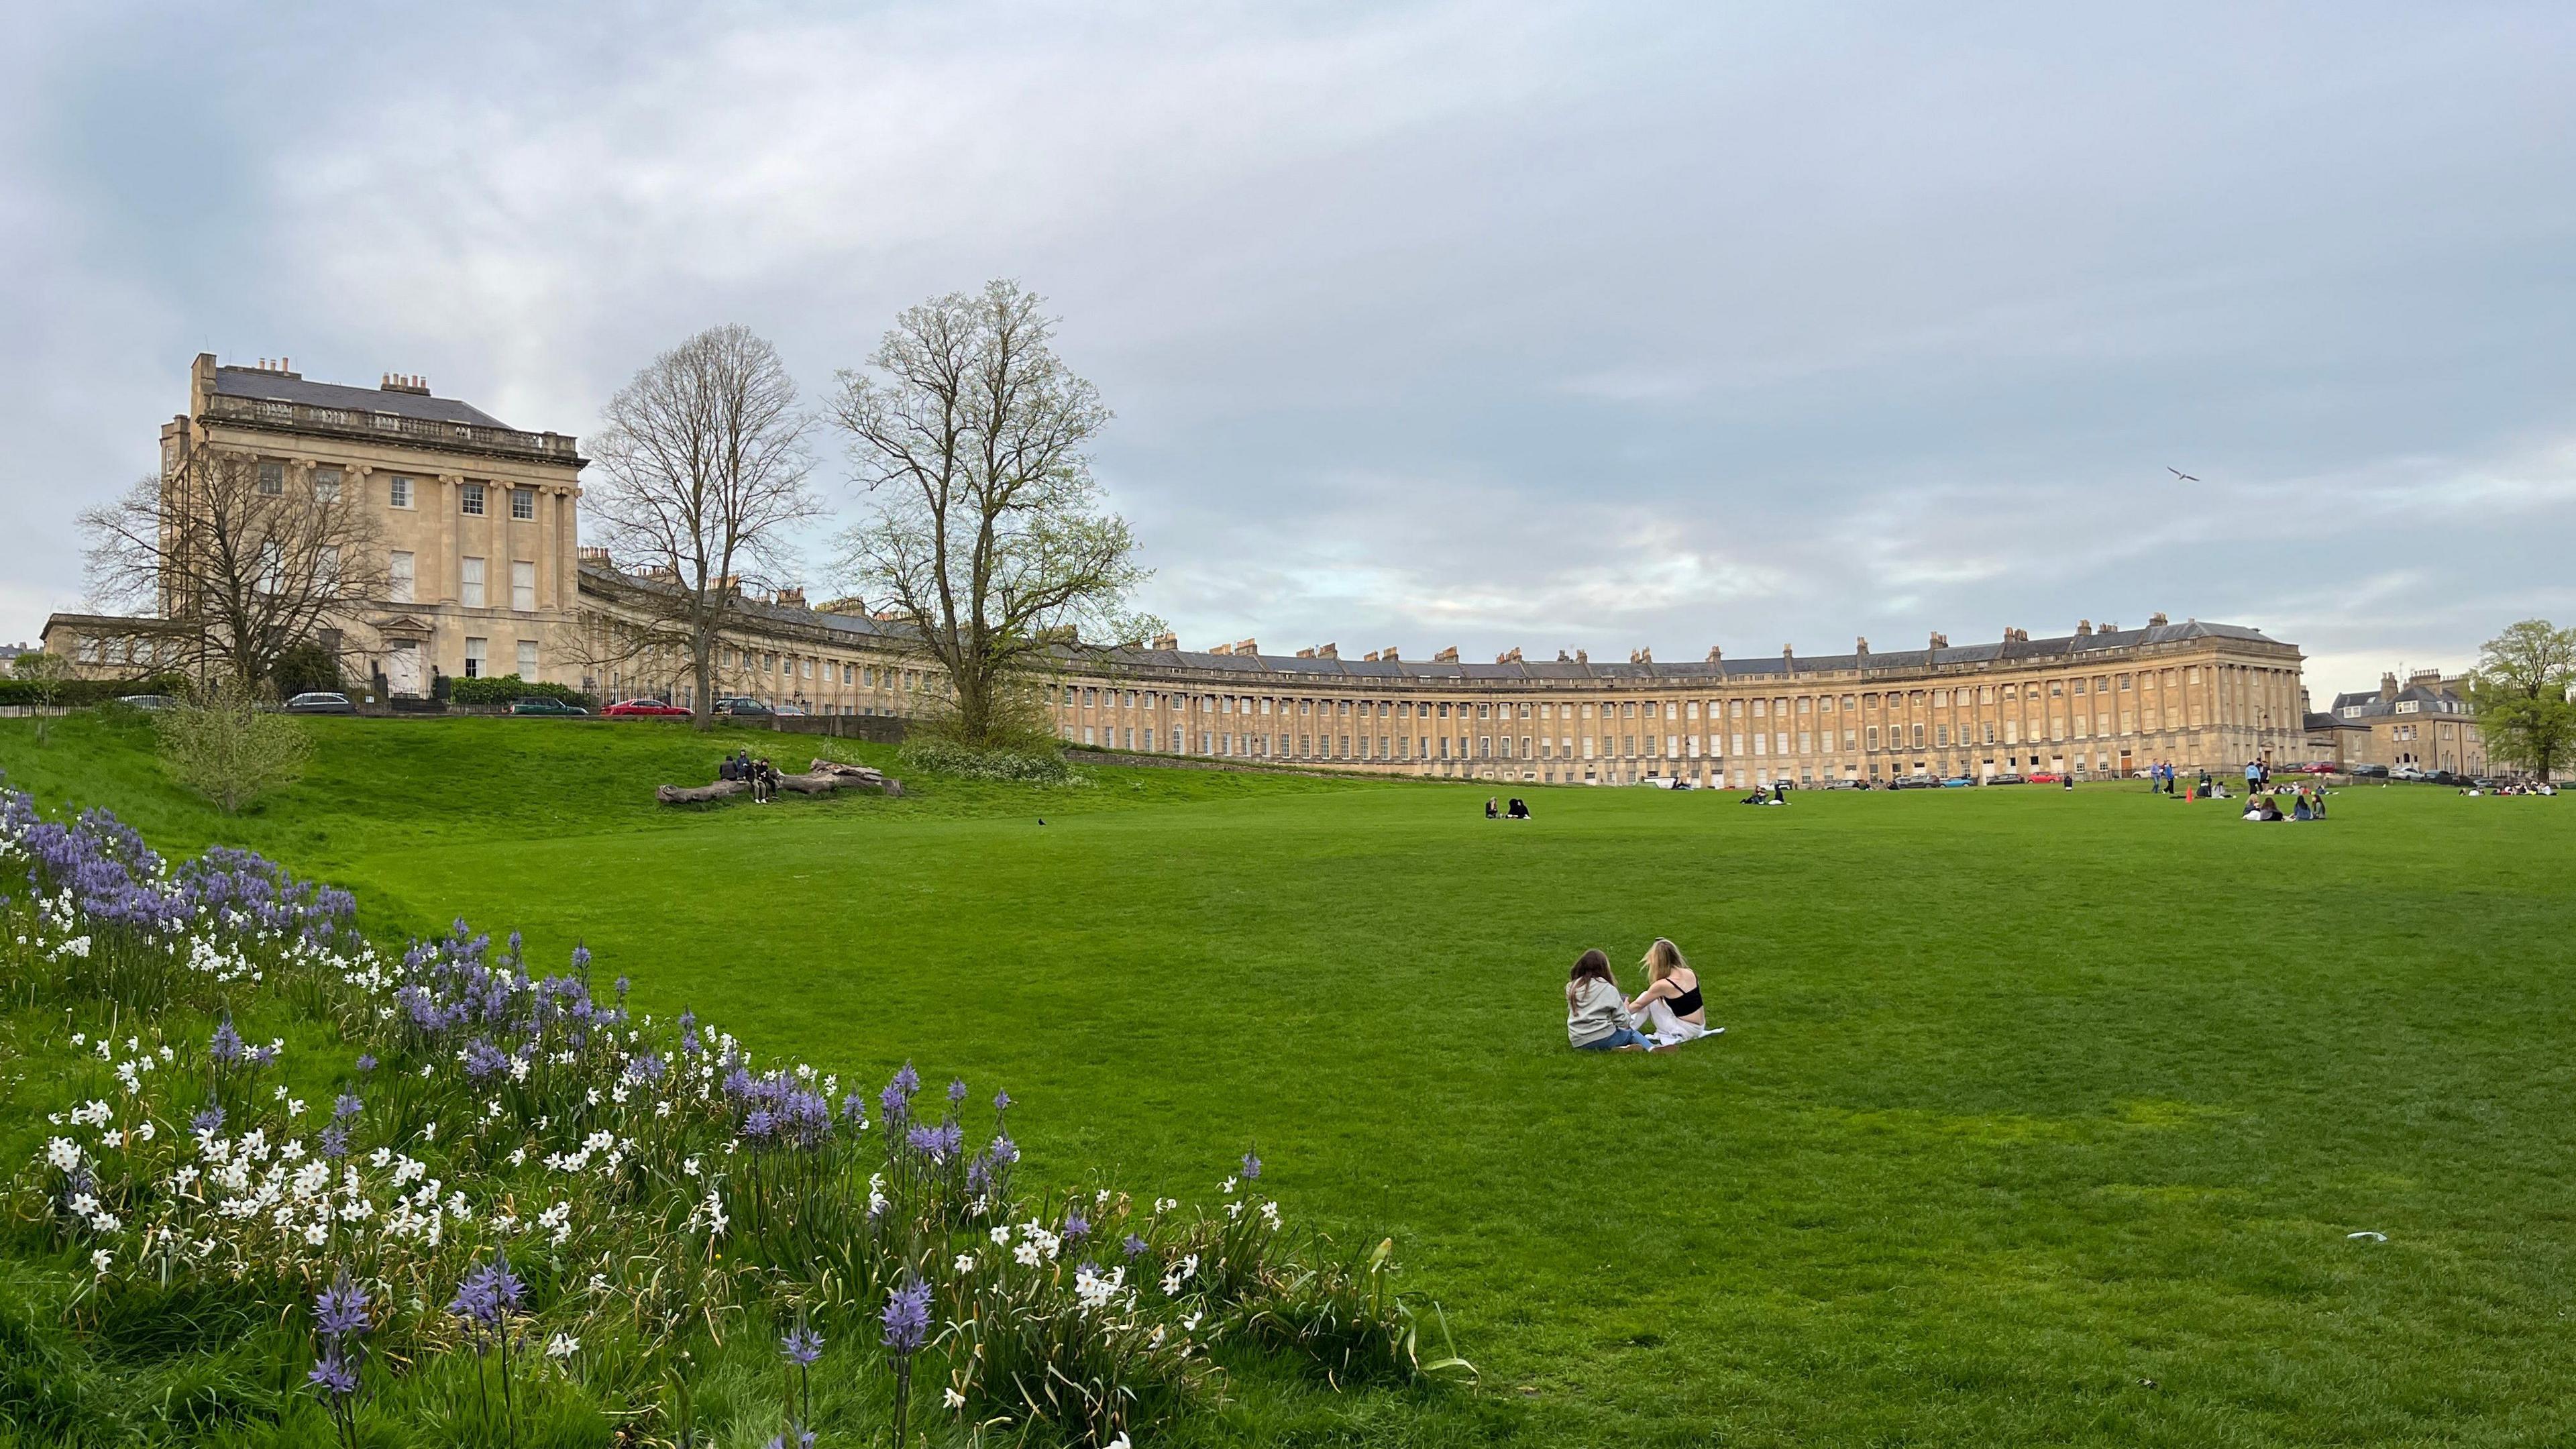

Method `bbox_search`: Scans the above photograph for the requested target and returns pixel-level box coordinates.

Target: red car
[602,698,690,717]
[2026,771,2062,783]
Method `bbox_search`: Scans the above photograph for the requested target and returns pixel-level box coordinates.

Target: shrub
[898,735,1083,785]
[155,683,312,814]
[269,642,343,698]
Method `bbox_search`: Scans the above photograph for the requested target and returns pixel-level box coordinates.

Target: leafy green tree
[2467,619,2576,781]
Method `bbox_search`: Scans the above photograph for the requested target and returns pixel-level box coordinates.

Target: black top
[1666,979,1703,1016]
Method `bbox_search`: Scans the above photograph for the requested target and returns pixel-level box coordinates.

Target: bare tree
[79,447,384,691]
[830,280,1159,748]
[11,650,72,745]
[584,325,817,727]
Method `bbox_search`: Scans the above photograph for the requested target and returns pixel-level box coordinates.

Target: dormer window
[2396,700,2418,713]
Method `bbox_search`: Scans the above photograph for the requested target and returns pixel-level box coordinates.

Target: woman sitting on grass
[1567,949,1653,1052]
[1627,937,1717,1046]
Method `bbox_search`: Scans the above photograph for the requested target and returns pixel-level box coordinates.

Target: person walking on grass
[1566,950,1653,1053]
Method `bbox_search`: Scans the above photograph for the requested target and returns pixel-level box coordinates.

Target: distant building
[2314,669,2487,775]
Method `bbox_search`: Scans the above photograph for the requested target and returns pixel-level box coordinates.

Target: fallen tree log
[655,759,904,806]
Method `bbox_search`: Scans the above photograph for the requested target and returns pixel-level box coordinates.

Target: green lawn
[7,711,2574,1447]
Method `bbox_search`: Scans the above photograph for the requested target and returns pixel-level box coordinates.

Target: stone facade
[1041,620,2310,785]
[2314,670,2488,775]
[46,355,586,695]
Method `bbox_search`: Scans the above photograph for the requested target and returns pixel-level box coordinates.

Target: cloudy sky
[6,3,2572,698]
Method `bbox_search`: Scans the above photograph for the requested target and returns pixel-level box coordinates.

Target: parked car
[713,696,773,718]
[113,694,175,710]
[772,702,808,717]
[1986,772,2027,786]
[2026,771,2061,784]
[1887,775,1941,790]
[282,692,355,714]
[2390,765,2430,782]
[1939,775,1976,788]
[2349,763,2390,778]
[508,696,589,716]
[602,698,690,717]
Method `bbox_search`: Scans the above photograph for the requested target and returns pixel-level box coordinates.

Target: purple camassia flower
[245,1044,278,1069]
[333,1093,363,1121]
[1123,1234,1149,1259]
[1242,1150,1262,1181]
[209,1018,245,1065]
[1063,1210,1090,1242]
[460,1038,510,1081]
[780,1324,824,1366]
[881,1279,932,1354]
[447,1252,525,1333]
[764,1430,817,1449]
[191,1107,225,1136]
[993,1089,1012,1112]
[318,1124,350,1160]
[625,1053,667,1084]
[987,1134,1018,1167]
[313,1274,370,1338]
[839,1091,868,1125]
[904,1121,963,1164]
[307,1351,358,1398]
[354,1054,377,1073]
[948,1078,969,1106]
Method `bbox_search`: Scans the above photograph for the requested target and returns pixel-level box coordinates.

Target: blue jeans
[1576,1026,1653,1052]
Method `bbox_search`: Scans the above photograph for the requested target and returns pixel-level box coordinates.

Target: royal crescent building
[46,356,2322,783]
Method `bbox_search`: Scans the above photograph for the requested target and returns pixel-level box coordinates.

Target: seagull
[2167,467,2199,482]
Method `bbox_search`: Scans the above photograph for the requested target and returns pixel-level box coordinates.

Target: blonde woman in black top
[1627,938,1717,1046]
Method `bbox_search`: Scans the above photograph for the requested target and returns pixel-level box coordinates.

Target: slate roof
[2326,684,2473,721]
[1093,619,2289,685]
[210,366,513,429]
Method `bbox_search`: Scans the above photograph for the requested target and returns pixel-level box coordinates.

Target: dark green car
[508,697,589,716]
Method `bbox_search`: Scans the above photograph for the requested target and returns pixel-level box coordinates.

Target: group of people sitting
[2243,780,2330,822]
[1740,782,1789,806]
[1566,939,1721,1052]
[716,749,784,803]
[1484,797,1533,819]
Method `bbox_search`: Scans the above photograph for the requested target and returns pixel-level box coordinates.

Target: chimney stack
[1150,631,1177,651]
[1631,647,1654,665]
[2148,610,2169,627]
[1379,646,1399,661]
[1929,631,1948,649]
[1707,645,1723,663]
[2379,672,2400,701]
[1856,636,1869,655]
[1434,645,1460,663]
[2076,619,2093,637]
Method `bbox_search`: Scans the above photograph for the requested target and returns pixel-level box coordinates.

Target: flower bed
[1,788,1467,1446]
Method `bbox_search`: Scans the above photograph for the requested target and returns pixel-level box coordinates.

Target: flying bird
[2167,467,2199,482]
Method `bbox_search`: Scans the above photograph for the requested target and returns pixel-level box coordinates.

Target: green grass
[6,710,2575,1446]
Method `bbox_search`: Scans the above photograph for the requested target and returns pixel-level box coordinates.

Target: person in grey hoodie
[1567,949,1653,1051]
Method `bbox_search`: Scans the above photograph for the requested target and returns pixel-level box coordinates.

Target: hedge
[0,674,187,708]
[444,674,592,707]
